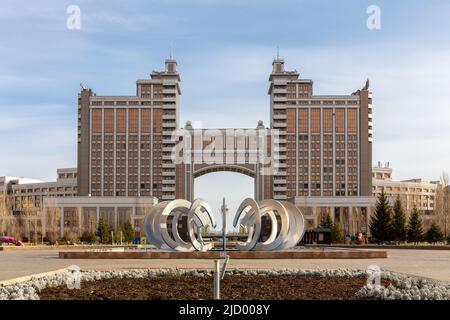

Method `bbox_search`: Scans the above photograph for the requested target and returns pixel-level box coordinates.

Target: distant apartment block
[1,176,43,210]
[372,162,438,228]
[11,168,78,213]
[0,169,78,214]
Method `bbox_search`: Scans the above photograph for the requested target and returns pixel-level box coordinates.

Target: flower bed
[0,268,448,300]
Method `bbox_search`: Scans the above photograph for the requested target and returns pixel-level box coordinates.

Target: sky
[1,0,450,230]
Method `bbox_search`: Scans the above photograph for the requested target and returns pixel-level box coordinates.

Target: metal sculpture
[233,198,305,251]
[144,198,216,252]
[143,198,305,251]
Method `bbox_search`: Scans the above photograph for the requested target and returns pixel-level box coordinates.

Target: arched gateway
[173,121,279,202]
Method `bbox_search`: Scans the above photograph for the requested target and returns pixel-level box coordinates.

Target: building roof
[0,176,44,185]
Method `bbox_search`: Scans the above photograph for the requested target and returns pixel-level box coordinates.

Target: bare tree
[0,195,8,235]
[11,214,25,240]
[0,194,15,236]
[435,171,450,238]
[43,197,61,244]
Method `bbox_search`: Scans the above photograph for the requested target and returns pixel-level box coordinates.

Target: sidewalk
[1,248,449,282]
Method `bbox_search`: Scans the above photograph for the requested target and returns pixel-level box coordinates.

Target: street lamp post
[220,198,228,252]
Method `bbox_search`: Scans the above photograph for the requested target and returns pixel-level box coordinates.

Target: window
[311,109,321,133]
[335,109,345,133]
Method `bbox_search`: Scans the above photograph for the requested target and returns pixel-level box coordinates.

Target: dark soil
[39,275,391,300]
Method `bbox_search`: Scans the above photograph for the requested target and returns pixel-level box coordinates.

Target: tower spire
[276,46,279,60]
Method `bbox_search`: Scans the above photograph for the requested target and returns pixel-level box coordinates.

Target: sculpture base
[59,249,387,259]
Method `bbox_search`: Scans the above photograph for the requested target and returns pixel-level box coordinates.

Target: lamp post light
[220,197,228,252]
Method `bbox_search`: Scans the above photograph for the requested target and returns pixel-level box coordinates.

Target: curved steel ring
[233,198,305,251]
[145,198,305,251]
[144,198,216,251]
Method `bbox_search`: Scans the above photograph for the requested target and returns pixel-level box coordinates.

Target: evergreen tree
[319,213,333,229]
[96,218,111,244]
[81,231,97,244]
[122,220,134,243]
[318,213,338,244]
[425,223,444,244]
[391,195,407,242]
[369,190,392,243]
[331,222,344,244]
[407,207,424,244]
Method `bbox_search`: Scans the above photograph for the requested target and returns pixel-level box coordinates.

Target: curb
[305,244,450,250]
[0,245,147,251]
[59,249,388,259]
[0,268,68,287]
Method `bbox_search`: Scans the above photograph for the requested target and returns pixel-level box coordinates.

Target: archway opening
[194,171,254,234]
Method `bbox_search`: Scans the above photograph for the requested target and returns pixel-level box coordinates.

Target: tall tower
[77,85,93,196]
[268,57,300,200]
[77,58,181,200]
[358,85,373,196]
[268,58,372,201]
[150,58,182,200]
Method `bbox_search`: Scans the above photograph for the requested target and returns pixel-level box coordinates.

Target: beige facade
[372,162,438,228]
[177,122,275,202]
[268,58,372,199]
[77,59,180,200]
[76,58,372,205]
[74,57,376,236]
[294,196,375,235]
[268,58,374,233]
[11,168,78,213]
[0,169,78,240]
[42,196,157,238]
[1,176,43,204]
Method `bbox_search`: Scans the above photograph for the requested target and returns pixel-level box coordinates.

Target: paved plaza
[0,248,449,283]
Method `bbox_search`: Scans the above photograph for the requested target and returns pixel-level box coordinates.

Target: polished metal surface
[144,198,305,251]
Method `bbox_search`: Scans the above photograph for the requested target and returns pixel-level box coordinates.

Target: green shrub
[318,213,333,229]
[81,231,97,244]
[60,231,79,244]
[425,223,444,244]
[331,222,344,244]
[122,221,134,244]
[96,218,112,244]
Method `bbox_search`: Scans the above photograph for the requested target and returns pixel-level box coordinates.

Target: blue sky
[1,0,450,227]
